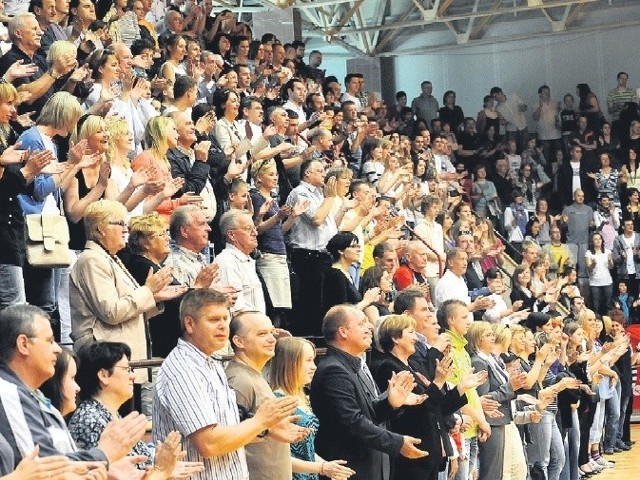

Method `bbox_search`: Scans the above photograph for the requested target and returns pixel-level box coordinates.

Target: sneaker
[603,448,614,455]
[588,460,604,471]
[594,458,615,468]
[615,442,631,451]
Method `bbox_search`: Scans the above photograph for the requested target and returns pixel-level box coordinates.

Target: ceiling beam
[374,17,640,57]
[314,0,601,36]
[372,3,418,55]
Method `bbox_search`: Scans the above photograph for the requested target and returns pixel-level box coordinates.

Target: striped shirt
[153,339,249,480]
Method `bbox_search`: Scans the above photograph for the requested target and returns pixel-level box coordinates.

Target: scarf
[618,293,630,320]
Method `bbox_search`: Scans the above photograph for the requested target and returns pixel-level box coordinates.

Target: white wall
[390,24,640,132]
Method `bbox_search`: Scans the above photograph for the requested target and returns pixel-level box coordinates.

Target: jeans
[588,399,606,444]
[23,264,57,314]
[527,410,566,480]
[0,264,26,309]
[589,284,613,316]
[559,409,580,480]
[616,388,632,445]
[456,436,478,480]
[603,382,621,449]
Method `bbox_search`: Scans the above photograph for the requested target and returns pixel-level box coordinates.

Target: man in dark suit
[310,304,429,480]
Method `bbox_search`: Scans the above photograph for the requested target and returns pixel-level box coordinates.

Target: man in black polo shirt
[0,12,76,115]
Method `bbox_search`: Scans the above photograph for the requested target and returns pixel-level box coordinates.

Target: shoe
[578,468,594,478]
[617,442,632,451]
[613,447,623,453]
[588,460,604,471]
[603,448,614,455]
[594,458,615,468]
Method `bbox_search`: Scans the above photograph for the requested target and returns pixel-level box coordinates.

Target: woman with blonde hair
[69,200,186,374]
[250,159,308,326]
[131,115,198,218]
[0,82,54,310]
[468,321,528,480]
[270,337,355,480]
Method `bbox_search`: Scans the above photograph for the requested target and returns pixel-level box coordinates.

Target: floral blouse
[68,399,152,469]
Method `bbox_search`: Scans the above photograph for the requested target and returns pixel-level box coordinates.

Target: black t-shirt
[0,45,57,115]
[560,108,577,133]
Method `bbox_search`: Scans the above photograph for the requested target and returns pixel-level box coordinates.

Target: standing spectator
[475,95,499,136]
[593,194,620,251]
[310,305,429,480]
[286,159,341,335]
[153,289,299,480]
[557,145,598,207]
[226,312,311,480]
[214,210,266,315]
[585,232,614,315]
[576,83,603,132]
[438,90,464,133]
[491,86,528,153]
[592,152,622,208]
[269,337,355,480]
[503,189,528,249]
[411,81,438,127]
[560,189,594,288]
[612,218,640,299]
[533,85,562,164]
[559,94,578,154]
[606,72,638,138]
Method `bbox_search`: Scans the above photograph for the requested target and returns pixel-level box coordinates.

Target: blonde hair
[466,321,493,355]
[0,83,17,147]
[250,159,276,183]
[36,92,82,133]
[70,115,106,145]
[84,200,127,242]
[378,314,416,353]
[269,337,316,395]
[127,213,167,254]
[509,324,527,356]
[105,117,131,166]
[493,323,512,352]
[144,116,174,167]
[47,40,77,64]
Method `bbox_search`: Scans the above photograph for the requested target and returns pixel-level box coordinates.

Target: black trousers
[290,248,332,337]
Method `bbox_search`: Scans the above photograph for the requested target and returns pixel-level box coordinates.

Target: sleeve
[320,363,404,456]
[214,122,233,151]
[169,151,210,195]
[470,358,491,397]
[71,255,157,326]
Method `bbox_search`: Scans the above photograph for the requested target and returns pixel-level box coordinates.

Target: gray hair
[307,127,331,145]
[219,210,246,239]
[8,13,36,43]
[0,304,48,363]
[169,205,200,242]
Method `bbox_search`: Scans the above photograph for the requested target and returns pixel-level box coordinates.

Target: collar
[326,345,362,372]
[222,243,252,262]
[300,180,322,194]
[446,329,468,349]
[176,338,225,364]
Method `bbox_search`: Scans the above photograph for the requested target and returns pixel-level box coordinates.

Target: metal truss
[213,0,640,56]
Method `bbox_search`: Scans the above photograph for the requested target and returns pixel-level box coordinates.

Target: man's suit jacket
[310,346,404,480]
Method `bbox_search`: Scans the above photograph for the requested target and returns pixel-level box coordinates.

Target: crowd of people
[1,0,640,479]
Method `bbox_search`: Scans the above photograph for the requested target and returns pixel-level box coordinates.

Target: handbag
[24,192,72,268]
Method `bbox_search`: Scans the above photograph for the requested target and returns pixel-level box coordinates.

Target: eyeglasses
[230,225,258,234]
[113,365,134,374]
[108,220,127,227]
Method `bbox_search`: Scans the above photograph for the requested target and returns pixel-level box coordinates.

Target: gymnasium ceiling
[215,0,640,56]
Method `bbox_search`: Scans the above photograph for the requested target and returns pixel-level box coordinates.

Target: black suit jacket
[371,353,467,474]
[310,346,404,480]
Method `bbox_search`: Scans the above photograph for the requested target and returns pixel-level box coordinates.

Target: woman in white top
[585,232,614,315]
[159,34,188,100]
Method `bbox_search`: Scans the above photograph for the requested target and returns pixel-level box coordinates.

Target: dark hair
[131,38,155,57]
[212,88,237,118]
[393,289,426,314]
[240,95,262,119]
[211,32,231,58]
[588,232,605,254]
[489,86,503,96]
[617,71,628,80]
[526,312,552,333]
[326,232,359,262]
[261,33,277,44]
[86,48,117,80]
[173,75,197,99]
[396,90,407,100]
[576,84,592,103]
[163,33,185,56]
[442,90,456,104]
[40,348,77,413]
[359,266,386,297]
[0,304,47,363]
[538,85,550,94]
[179,289,229,331]
[299,158,318,179]
[232,35,250,55]
[373,242,393,260]
[76,342,132,401]
[512,265,530,288]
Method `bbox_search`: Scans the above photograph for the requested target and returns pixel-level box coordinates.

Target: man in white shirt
[491,86,528,153]
[214,210,266,314]
[434,248,494,315]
